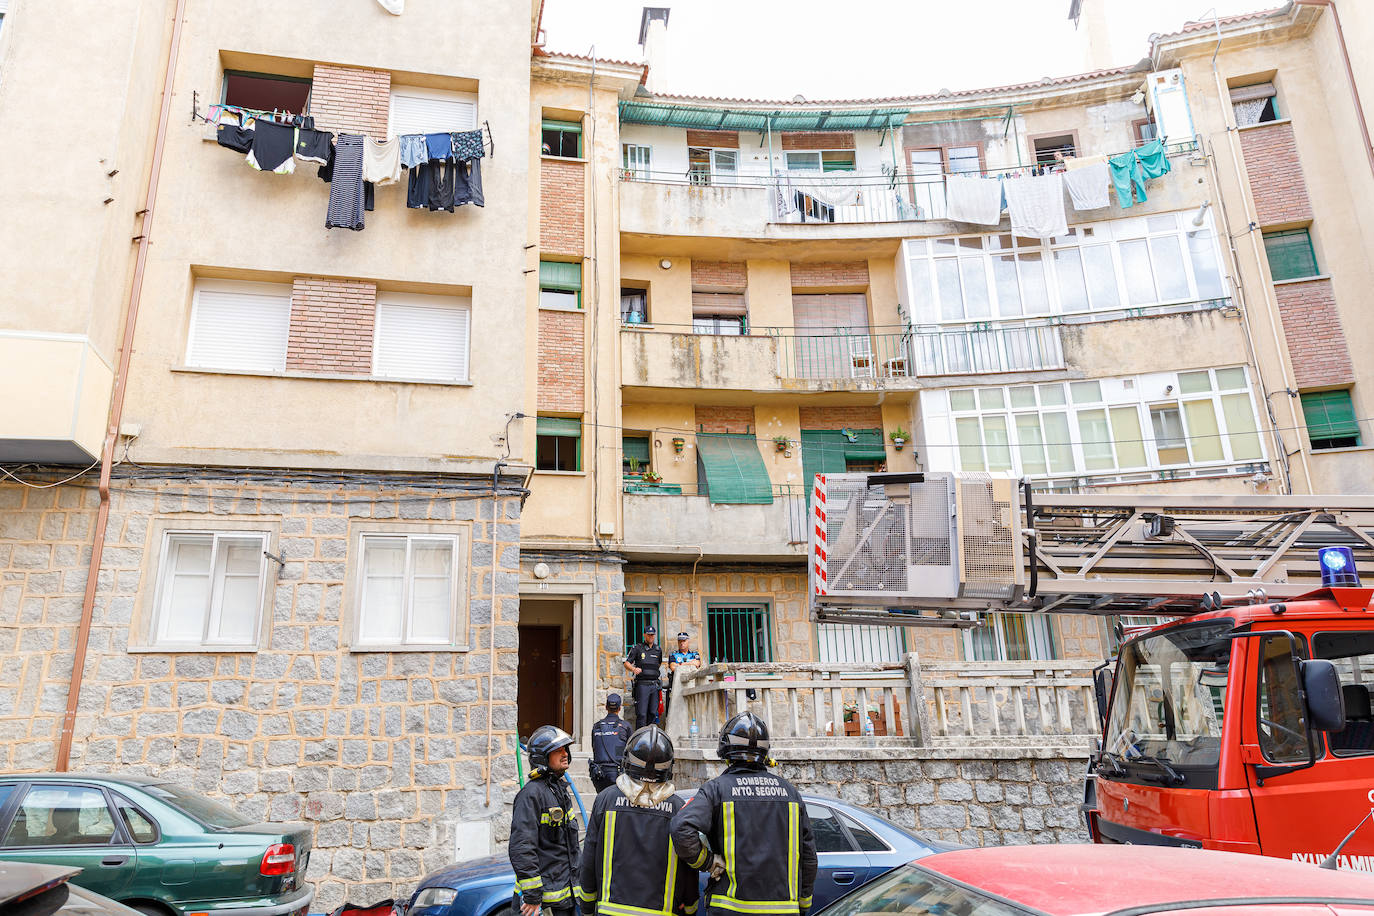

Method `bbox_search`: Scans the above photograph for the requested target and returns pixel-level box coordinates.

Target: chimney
[639,7,671,93]
[1069,0,1115,71]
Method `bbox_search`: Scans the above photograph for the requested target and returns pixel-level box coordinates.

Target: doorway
[517,599,576,742]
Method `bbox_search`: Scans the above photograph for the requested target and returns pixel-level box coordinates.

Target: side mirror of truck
[1302,659,1346,732]
[1092,662,1113,730]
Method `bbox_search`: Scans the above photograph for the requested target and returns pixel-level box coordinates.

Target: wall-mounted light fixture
[659,258,672,270]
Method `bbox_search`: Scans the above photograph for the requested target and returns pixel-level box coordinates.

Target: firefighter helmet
[622,725,675,782]
[527,725,575,769]
[717,711,770,764]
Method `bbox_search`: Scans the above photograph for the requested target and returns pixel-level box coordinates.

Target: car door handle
[832,872,855,885]
[100,856,129,867]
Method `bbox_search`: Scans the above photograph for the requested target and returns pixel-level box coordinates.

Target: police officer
[510,726,580,916]
[589,693,632,793]
[624,625,665,728]
[670,712,817,916]
[666,631,702,717]
[577,726,699,916]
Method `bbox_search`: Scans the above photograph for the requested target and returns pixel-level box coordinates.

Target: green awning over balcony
[620,100,910,133]
[696,434,773,505]
[800,429,885,490]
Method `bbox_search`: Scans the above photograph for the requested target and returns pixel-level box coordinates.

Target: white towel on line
[1064,160,1111,211]
[944,174,1004,225]
[1004,173,1068,239]
[362,136,402,186]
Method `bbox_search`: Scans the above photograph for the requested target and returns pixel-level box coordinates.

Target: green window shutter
[622,436,651,463]
[1301,390,1360,444]
[696,434,773,505]
[539,261,582,290]
[541,119,582,132]
[1263,230,1319,281]
[800,430,849,492]
[536,416,582,437]
[843,428,886,461]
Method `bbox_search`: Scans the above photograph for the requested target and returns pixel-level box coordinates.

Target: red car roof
[918,845,1374,914]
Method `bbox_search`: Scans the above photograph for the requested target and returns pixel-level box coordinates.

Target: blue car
[405,791,952,916]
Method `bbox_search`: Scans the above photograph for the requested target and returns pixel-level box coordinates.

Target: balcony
[621,484,808,561]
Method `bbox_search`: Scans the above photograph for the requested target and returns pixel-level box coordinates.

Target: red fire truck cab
[1085,547,1374,870]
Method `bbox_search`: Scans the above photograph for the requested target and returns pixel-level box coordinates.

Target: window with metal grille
[1032,134,1077,166]
[1262,229,1319,281]
[965,612,1056,661]
[707,604,773,663]
[542,119,582,158]
[624,601,660,652]
[816,623,906,664]
[536,417,582,471]
[1301,389,1362,450]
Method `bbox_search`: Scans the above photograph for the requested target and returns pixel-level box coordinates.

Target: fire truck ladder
[809,473,1374,627]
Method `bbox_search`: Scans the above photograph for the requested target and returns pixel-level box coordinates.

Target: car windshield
[142,783,255,829]
[1104,620,1233,770]
[822,863,1032,916]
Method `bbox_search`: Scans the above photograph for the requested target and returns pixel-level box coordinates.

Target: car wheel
[130,905,173,916]
[487,905,517,916]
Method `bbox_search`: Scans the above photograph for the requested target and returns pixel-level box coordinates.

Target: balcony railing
[621,483,810,556]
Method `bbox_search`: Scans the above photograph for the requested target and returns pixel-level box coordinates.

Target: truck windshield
[1104,620,1232,772]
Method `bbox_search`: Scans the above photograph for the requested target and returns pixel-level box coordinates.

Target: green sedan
[0,775,312,916]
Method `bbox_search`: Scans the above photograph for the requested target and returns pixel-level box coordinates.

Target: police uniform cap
[605,692,622,708]
[643,625,656,635]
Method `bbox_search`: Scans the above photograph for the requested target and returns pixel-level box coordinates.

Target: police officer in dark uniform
[624,625,665,728]
[670,712,817,916]
[589,693,632,793]
[577,726,699,916]
[510,725,580,916]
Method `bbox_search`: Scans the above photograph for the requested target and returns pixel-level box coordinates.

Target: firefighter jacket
[577,784,699,916]
[510,772,581,908]
[669,763,817,916]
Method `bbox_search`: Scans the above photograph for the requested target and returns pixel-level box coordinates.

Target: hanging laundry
[375,0,403,13]
[399,134,428,169]
[944,174,1003,226]
[450,129,486,161]
[1136,137,1171,181]
[216,113,255,153]
[1004,172,1068,239]
[407,161,454,211]
[246,121,298,174]
[425,132,454,162]
[453,159,484,207]
[325,134,366,230]
[295,127,334,165]
[1062,156,1110,211]
[1108,138,1171,208]
[363,136,402,186]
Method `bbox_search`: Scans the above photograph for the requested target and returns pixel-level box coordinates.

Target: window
[907,145,981,219]
[688,148,737,186]
[1263,228,1319,281]
[372,292,470,383]
[1301,390,1362,450]
[839,813,892,852]
[800,429,885,490]
[1256,634,1309,764]
[1230,82,1279,127]
[539,261,582,310]
[816,623,906,664]
[805,804,853,853]
[356,533,463,647]
[966,612,1056,661]
[1133,119,1158,145]
[623,601,660,652]
[706,604,772,663]
[691,291,746,335]
[785,151,856,172]
[221,70,311,116]
[3,785,117,848]
[536,417,582,471]
[542,119,582,158]
[622,435,651,476]
[1032,133,1077,166]
[152,531,270,649]
[186,280,290,374]
[388,87,477,138]
[622,143,652,178]
[1314,630,1374,756]
[692,315,744,335]
[113,797,159,844]
[620,287,649,324]
[940,368,1265,480]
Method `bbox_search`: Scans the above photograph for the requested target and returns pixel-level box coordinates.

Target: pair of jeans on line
[406,157,484,211]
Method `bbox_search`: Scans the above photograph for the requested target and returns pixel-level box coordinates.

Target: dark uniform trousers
[627,641,665,729]
[590,714,632,794]
[669,763,818,916]
[510,772,581,912]
[577,785,699,916]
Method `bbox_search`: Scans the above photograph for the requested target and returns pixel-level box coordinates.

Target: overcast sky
[539,0,1272,99]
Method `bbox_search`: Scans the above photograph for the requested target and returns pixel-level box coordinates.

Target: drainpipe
[1293,0,1374,181]
[486,460,506,806]
[57,0,188,771]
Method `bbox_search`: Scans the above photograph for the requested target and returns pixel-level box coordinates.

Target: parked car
[406,790,954,916]
[0,775,313,916]
[817,844,1374,915]
[0,862,145,916]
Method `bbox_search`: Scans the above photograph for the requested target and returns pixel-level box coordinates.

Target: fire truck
[808,472,1374,868]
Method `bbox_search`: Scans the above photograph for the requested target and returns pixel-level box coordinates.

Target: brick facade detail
[1238,122,1313,226]
[1273,278,1355,388]
[694,406,755,434]
[537,310,585,412]
[539,159,585,256]
[790,261,870,288]
[781,131,856,151]
[286,278,378,375]
[685,129,739,149]
[310,65,391,140]
[798,406,885,430]
[690,260,747,291]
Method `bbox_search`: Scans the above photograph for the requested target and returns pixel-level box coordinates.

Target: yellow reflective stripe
[576,887,597,903]
[663,837,678,915]
[684,904,699,915]
[707,896,799,915]
[787,801,799,904]
[687,846,710,870]
[724,802,737,898]
[602,811,617,903]
[599,904,671,916]
[543,886,573,903]
[799,897,812,909]
[517,877,543,891]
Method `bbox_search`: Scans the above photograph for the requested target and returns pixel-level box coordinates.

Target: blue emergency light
[1318,546,1361,588]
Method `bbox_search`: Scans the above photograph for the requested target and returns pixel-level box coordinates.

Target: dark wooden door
[517,625,562,740]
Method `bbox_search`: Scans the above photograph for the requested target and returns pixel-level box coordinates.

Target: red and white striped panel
[812,474,827,595]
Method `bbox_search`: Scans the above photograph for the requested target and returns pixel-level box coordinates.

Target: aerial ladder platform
[808,472,1374,627]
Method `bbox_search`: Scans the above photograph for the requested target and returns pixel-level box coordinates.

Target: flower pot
[892,438,906,451]
[672,437,686,454]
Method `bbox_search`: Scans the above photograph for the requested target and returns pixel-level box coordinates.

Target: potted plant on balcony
[671,437,686,454]
[889,426,910,451]
[641,469,663,484]
[772,435,791,452]
[625,457,643,480]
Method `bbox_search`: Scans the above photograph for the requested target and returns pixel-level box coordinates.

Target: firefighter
[624,625,665,728]
[589,692,632,793]
[510,725,580,916]
[577,725,699,916]
[670,712,817,916]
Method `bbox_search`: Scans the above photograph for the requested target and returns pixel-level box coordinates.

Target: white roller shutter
[373,293,470,382]
[186,281,290,373]
[388,88,478,139]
